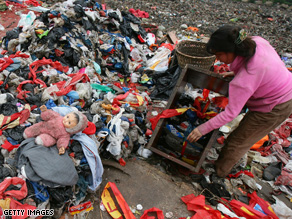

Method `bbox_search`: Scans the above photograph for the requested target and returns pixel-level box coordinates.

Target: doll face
[63,113,78,129]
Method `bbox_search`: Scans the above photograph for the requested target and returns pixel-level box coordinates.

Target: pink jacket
[198,36,292,135]
[29,110,70,149]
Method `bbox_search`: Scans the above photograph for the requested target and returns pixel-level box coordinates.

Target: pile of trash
[0,0,181,217]
[1,0,292,218]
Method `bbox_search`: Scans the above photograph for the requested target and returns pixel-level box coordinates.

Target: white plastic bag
[106,108,125,156]
[217,203,245,219]
[146,33,156,46]
[75,83,92,100]
[41,85,60,101]
[18,11,36,31]
[284,160,292,172]
[137,146,152,158]
[271,195,292,219]
[146,47,171,72]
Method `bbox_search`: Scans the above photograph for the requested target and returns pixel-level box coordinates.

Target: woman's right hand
[187,128,202,143]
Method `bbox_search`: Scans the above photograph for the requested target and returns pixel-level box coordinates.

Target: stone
[280,4,289,9]
[156,30,164,38]
[180,24,188,29]
[265,1,273,6]
[158,25,165,31]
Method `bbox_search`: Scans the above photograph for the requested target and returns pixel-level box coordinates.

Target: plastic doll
[23,105,88,155]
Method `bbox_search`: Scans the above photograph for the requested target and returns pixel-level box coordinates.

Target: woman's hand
[187,128,202,143]
[220,71,235,78]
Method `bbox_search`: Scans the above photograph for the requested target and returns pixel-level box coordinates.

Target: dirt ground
[87,158,196,218]
[78,156,292,219]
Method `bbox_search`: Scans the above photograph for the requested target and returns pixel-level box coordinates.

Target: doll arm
[56,135,70,150]
[41,110,60,121]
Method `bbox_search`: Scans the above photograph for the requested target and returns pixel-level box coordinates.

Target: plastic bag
[284,160,292,172]
[271,195,292,219]
[41,85,60,102]
[106,108,125,157]
[91,84,114,93]
[146,47,171,71]
[137,146,152,158]
[18,11,37,31]
[217,203,245,219]
[76,83,92,100]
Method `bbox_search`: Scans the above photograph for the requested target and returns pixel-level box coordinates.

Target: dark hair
[206,25,256,66]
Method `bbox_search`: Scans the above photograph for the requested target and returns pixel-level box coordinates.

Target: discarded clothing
[16,138,78,187]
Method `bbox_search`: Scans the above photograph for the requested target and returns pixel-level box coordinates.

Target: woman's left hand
[187,128,202,143]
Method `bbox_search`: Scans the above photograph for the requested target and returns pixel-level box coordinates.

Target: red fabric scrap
[212,96,229,109]
[0,81,8,90]
[140,207,164,219]
[0,104,36,131]
[160,43,175,51]
[119,158,126,166]
[275,169,292,186]
[271,144,290,165]
[137,35,146,43]
[25,0,40,6]
[181,194,224,219]
[82,121,96,135]
[0,58,14,72]
[1,140,19,152]
[53,73,90,96]
[0,177,36,219]
[217,136,225,144]
[228,170,254,178]
[17,58,69,94]
[55,49,64,57]
[99,10,106,17]
[9,51,30,59]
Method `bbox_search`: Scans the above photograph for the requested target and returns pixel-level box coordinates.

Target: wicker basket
[176,40,215,70]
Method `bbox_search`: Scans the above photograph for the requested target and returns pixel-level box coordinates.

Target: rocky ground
[106,0,292,55]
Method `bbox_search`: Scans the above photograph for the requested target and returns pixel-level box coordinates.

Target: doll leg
[35,134,56,147]
[23,123,43,139]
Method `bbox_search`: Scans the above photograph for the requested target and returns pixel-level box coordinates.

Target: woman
[187,25,292,177]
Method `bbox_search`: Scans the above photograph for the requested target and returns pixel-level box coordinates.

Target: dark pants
[215,99,292,177]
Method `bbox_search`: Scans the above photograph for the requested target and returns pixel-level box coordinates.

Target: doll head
[64,111,88,134]
[63,113,78,129]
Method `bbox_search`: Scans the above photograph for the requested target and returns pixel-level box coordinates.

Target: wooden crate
[146,64,230,172]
